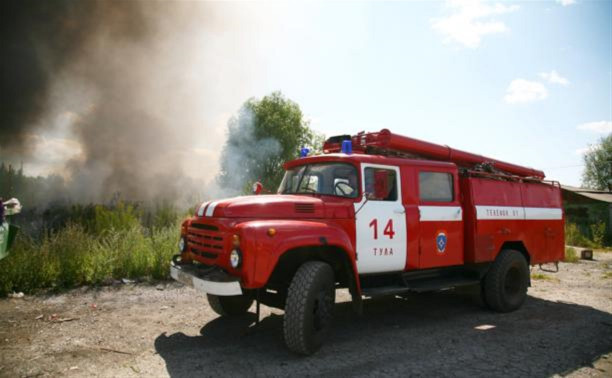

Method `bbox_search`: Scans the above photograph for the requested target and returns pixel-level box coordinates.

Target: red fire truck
[170,129,564,355]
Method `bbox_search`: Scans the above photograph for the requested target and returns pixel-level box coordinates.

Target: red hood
[205,195,326,219]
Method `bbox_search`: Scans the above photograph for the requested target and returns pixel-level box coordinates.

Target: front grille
[190,248,217,260]
[190,223,218,231]
[295,203,315,213]
[187,221,225,261]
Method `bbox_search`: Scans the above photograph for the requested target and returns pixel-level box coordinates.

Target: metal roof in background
[562,185,612,204]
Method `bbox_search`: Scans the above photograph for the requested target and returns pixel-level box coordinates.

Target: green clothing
[0,221,17,260]
[0,221,9,260]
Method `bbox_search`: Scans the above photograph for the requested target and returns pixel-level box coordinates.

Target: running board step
[362,276,480,297]
[406,276,480,293]
[362,285,412,297]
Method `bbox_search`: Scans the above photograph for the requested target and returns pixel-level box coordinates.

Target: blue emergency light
[300,147,310,158]
[341,140,352,154]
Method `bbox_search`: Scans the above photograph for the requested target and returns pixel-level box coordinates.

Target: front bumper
[170,258,242,296]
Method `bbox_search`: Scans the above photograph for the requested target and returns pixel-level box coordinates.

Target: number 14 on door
[368,219,395,239]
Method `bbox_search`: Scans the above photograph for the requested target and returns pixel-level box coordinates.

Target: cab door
[417,169,464,268]
[355,164,407,274]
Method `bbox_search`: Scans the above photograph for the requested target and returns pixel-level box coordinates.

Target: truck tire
[283,261,335,355]
[483,249,529,313]
[207,294,253,316]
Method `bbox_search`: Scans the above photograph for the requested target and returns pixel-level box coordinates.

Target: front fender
[235,220,357,290]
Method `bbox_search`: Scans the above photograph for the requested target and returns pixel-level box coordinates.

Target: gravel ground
[1,252,611,378]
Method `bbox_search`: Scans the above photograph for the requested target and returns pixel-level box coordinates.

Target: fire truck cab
[170,129,564,355]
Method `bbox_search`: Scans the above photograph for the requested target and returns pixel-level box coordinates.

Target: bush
[0,205,181,296]
[565,223,591,247]
[93,202,141,235]
[564,247,579,263]
[590,221,606,248]
[564,222,608,249]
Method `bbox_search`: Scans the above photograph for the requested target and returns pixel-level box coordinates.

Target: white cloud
[577,121,612,134]
[504,79,548,104]
[556,0,576,6]
[431,0,519,48]
[539,70,570,86]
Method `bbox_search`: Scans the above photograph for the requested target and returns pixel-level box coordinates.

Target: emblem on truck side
[436,231,447,253]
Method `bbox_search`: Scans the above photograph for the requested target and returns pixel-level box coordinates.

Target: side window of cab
[364,167,398,201]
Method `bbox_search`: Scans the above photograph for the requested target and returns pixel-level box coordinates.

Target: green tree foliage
[581,134,612,191]
[217,92,323,194]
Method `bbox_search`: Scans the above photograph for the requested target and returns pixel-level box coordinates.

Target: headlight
[178,237,187,252]
[230,249,242,268]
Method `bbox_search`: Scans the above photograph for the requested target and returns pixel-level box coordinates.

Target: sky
[246,0,612,187]
[13,0,612,188]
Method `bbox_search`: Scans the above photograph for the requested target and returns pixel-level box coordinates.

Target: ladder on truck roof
[322,129,546,181]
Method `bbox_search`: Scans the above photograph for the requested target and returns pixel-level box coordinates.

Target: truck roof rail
[323,129,545,180]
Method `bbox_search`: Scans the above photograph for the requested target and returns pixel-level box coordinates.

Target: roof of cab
[283,153,457,170]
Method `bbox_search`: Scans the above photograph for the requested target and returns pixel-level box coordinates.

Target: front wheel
[483,249,529,312]
[207,294,253,316]
[283,261,336,355]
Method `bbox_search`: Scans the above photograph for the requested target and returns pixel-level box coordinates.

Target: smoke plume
[0,0,268,206]
[216,107,281,196]
[0,0,151,154]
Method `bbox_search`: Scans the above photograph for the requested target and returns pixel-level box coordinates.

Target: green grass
[0,203,183,296]
[531,272,561,283]
[531,273,552,281]
[564,247,580,263]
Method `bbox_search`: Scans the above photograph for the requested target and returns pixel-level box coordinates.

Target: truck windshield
[279,163,359,198]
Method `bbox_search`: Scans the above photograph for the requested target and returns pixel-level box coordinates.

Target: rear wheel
[207,294,254,316]
[483,249,529,312]
[283,261,335,355]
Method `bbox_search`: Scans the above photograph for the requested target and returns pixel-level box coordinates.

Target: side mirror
[252,182,263,195]
[355,190,371,216]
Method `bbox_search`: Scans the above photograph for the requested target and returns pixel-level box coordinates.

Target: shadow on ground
[155,291,612,377]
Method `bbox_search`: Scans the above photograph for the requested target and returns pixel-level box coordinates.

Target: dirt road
[1,253,611,377]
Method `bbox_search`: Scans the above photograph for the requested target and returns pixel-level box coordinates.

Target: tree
[581,134,612,191]
[217,92,323,194]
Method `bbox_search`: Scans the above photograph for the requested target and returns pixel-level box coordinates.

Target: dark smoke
[0,0,151,154]
[0,0,217,205]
